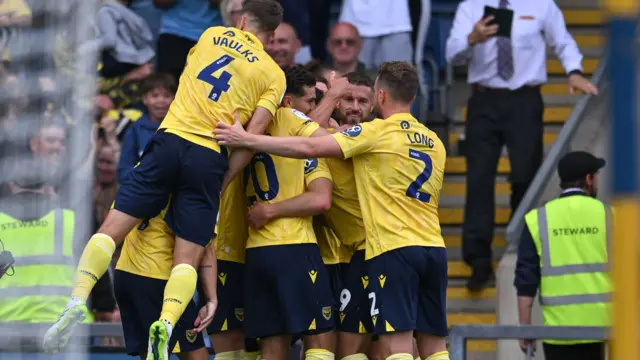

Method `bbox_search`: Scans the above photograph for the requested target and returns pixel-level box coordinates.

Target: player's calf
[414,333,447,360]
[209,329,245,360]
[260,335,293,360]
[304,329,336,360]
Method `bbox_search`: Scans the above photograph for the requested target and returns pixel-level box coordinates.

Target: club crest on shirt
[342,125,362,137]
[235,308,244,321]
[291,108,311,121]
[186,330,197,343]
[304,158,318,174]
[322,306,332,320]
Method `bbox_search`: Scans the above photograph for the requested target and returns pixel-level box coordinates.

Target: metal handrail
[449,324,608,360]
[504,56,609,246]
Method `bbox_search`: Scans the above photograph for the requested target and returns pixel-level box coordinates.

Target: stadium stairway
[439,0,603,359]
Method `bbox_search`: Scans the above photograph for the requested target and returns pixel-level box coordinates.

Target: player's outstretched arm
[247,178,333,229]
[221,107,274,191]
[216,120,344,159]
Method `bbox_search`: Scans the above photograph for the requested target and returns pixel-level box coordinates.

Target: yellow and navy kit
[160,26,286,152]
[332,113,447,260]
[322,157,365,255]
[116,207,176,280]
[215,173,248,263]
[245,107,324,248]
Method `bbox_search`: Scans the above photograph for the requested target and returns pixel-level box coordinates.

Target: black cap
[558,151,606,183]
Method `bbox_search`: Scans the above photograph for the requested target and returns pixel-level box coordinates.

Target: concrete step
[442,227,507,248]
[448,260,500,277]
[446,156,510,174]
[457,105,574,124]
[447,245,506,262]
[548,58,598,75]
[440,207,511,225]
[571,28,604,47]
[563,9,604,26]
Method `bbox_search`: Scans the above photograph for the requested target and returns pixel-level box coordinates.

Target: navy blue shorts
[244,244,335,338]
[366,246,448,336]
[114,130,228,246]
[206,260,245,334]
[337,250,373,334]
[325,264,342,321]
[113,270,205,356]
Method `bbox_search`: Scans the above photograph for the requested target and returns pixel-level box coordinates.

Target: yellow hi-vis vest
[0,208,93,323]
[524,195,612,345]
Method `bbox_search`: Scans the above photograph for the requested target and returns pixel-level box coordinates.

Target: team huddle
[41,1,450,360]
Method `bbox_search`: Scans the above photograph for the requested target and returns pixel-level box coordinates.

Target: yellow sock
[159,263,198,326]
[424,351,449,360]
[217,351,242,360]
[341,354,368,360]
[233,350,246,360]
[415,357,420,360]
[385,354,413,360]
[305,349,335,360]
[71,234,116,301]
[244,352,260,360]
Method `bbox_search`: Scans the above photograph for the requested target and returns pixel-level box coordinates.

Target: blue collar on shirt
[559,188,587,198]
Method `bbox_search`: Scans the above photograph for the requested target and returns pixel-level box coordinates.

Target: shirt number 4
[406,149,432,203]
[197,54,235,102]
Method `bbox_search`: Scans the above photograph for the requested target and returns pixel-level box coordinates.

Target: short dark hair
[376,61,418,103]
[284,65,317,98]
[241,0,283,33]
[344,72,373,89]
[140,73,177,95]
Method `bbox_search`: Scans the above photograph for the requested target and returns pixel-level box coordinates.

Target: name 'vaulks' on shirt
[331,113,447,260]
[245,107,331,248]
[160,26,286,153]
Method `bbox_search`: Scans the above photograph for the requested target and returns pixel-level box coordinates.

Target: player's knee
[173,237,207,267]
[97,209,140,243]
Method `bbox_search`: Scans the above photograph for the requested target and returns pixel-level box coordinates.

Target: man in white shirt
[445,0,598,291]
[340,0,414,69]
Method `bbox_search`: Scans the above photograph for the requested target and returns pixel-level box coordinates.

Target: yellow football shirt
[322,157,366,254]
[332,113,446,260]
[160,26,286,152]
[116,207,176,280]
[215,173,248,263]
[245,108,325,248]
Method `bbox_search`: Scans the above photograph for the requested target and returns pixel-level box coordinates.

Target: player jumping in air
[44,2,285,360]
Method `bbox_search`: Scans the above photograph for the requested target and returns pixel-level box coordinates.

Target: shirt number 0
[406,149,433,203]
[197,54,234,102]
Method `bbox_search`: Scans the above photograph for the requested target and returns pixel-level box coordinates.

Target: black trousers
[543,342,606,360]
[156,33,197,82]
[462,86,544,266]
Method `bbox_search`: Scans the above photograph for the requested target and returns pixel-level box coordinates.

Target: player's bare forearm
[268,179,333,219]
[221,107,274,191]
[517,296,534,325]
[308,91,341,129]
[198,245,218,302]
[222,148,253,192]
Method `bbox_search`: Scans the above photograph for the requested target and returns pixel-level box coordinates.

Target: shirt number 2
[406,149,432,203]
[197,55,234,102]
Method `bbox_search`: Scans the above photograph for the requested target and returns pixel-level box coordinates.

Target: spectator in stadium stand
[153,0,222,81]
[339,0,414,69]
[0,119,119,348]
[118,73,176,183]
[267,22,301,68]
[220,0,243,27]
[94,145,119,230]
[445,0,599,291]
[514,151,611,360]
[327,22,376,81]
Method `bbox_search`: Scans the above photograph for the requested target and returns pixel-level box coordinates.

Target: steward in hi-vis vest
[514,151,611,360]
